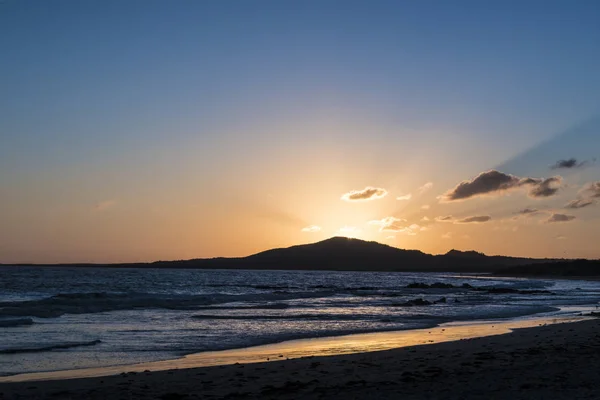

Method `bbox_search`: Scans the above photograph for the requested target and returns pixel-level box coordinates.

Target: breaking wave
[0,340,102,354]
[0,291,336,318]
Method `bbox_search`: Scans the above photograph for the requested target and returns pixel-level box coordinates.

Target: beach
[1,317,599,399]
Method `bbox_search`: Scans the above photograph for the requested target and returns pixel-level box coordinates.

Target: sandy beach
[1,317,599,399]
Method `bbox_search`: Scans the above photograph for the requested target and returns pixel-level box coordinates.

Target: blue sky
[1,0,599,262]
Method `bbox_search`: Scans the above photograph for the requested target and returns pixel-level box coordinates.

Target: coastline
[1,316,599,399]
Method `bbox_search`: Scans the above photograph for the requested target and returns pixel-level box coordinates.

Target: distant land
[5,236,599,276]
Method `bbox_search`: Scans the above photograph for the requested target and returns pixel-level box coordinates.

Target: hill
[3,237,559,273]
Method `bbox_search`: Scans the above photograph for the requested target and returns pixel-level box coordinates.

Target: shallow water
[1,267,599,376]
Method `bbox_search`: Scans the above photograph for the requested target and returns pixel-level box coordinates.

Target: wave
[0,291,336,318]
[0,340,101,354]
[191,313,384,321]
[0,318,34,328]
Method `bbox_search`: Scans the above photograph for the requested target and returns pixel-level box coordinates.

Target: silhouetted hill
[495,259,600,277]
[2,237,561,273]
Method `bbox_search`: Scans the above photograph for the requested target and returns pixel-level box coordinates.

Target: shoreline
[0,314,590,383]
[1,317,599,399]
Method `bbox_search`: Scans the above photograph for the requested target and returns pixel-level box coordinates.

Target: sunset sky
[1,1,600,263]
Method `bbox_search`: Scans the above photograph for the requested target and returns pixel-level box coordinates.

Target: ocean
[1,266,599,377]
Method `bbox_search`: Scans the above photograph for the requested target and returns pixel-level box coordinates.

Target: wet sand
[1,317,599,399]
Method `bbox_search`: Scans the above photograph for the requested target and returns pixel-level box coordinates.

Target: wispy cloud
[418,182,433,194]
[396,193,412,201]
[515,208,539,215]
[421,204,430,210]
[435,215,453,222]
[441,170,562,202]
[94,200,117,211]
[551,158,591,170]
[441,232,453,239]
[564,181,600,209]
[369,217,407,232]
[546,213,576,223]
[455,215,492,224]
[301,225,322,233]
[368,217,425,235]
[341,187,388,202]
[565,198,594,209]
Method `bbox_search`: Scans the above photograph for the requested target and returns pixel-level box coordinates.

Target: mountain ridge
[1,237,564,273]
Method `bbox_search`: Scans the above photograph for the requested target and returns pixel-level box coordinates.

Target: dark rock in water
[462,283,474,289]
[433,297,447,304]
[478,288,552,295]
[406,282,455,289]
[392,298,432,307]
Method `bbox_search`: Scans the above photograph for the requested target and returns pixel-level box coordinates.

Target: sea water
[1,267,599,376]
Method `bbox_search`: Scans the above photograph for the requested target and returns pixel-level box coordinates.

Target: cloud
[421,204,430,210]
[418,182,433,194]
[528,177,562,198]
[551,158,589,169]
[516,208,539,215]
[396,193,412,201]
[301,225,321,233]
[456,215,492,224]
[556,235,567,240]
[341,187,388,202]
[369,217,407,232]
[385,236,396,240]
[94,200,117,211]
[565,198,594,209]
[546,213,576,223]
[441,170,562,202]
[563,181,600,209]
[582,181,600,198]
[441,232,452,239]
[421,216,430,221]
[369,217,425,235]
[435,215,454,222]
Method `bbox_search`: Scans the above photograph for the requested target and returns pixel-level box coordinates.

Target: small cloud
[421,216,430,221]
[546,213,576,223]
[369,217,407,232]
[583,181,600,198]
[396,193,412,201]
[369,217,424,235]
[385,235,396,240]
[556,235,567,240]
[341,187,388,202]
[410,223,428,232]
[528,177,562,198]
[551,158,589,170]
[441,170,562,202]
[418,182,433,194]
[421,204,430,210]
[94,200,117,211]
[435,215,454,222]
[515,208,539,215]
[565,198,594,209]
[441,232,453,239]
[563,181,600,209]
[456,215,492,224]
[301,225,322,233]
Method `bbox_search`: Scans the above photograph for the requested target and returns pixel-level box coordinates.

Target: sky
[1,0,600,263]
